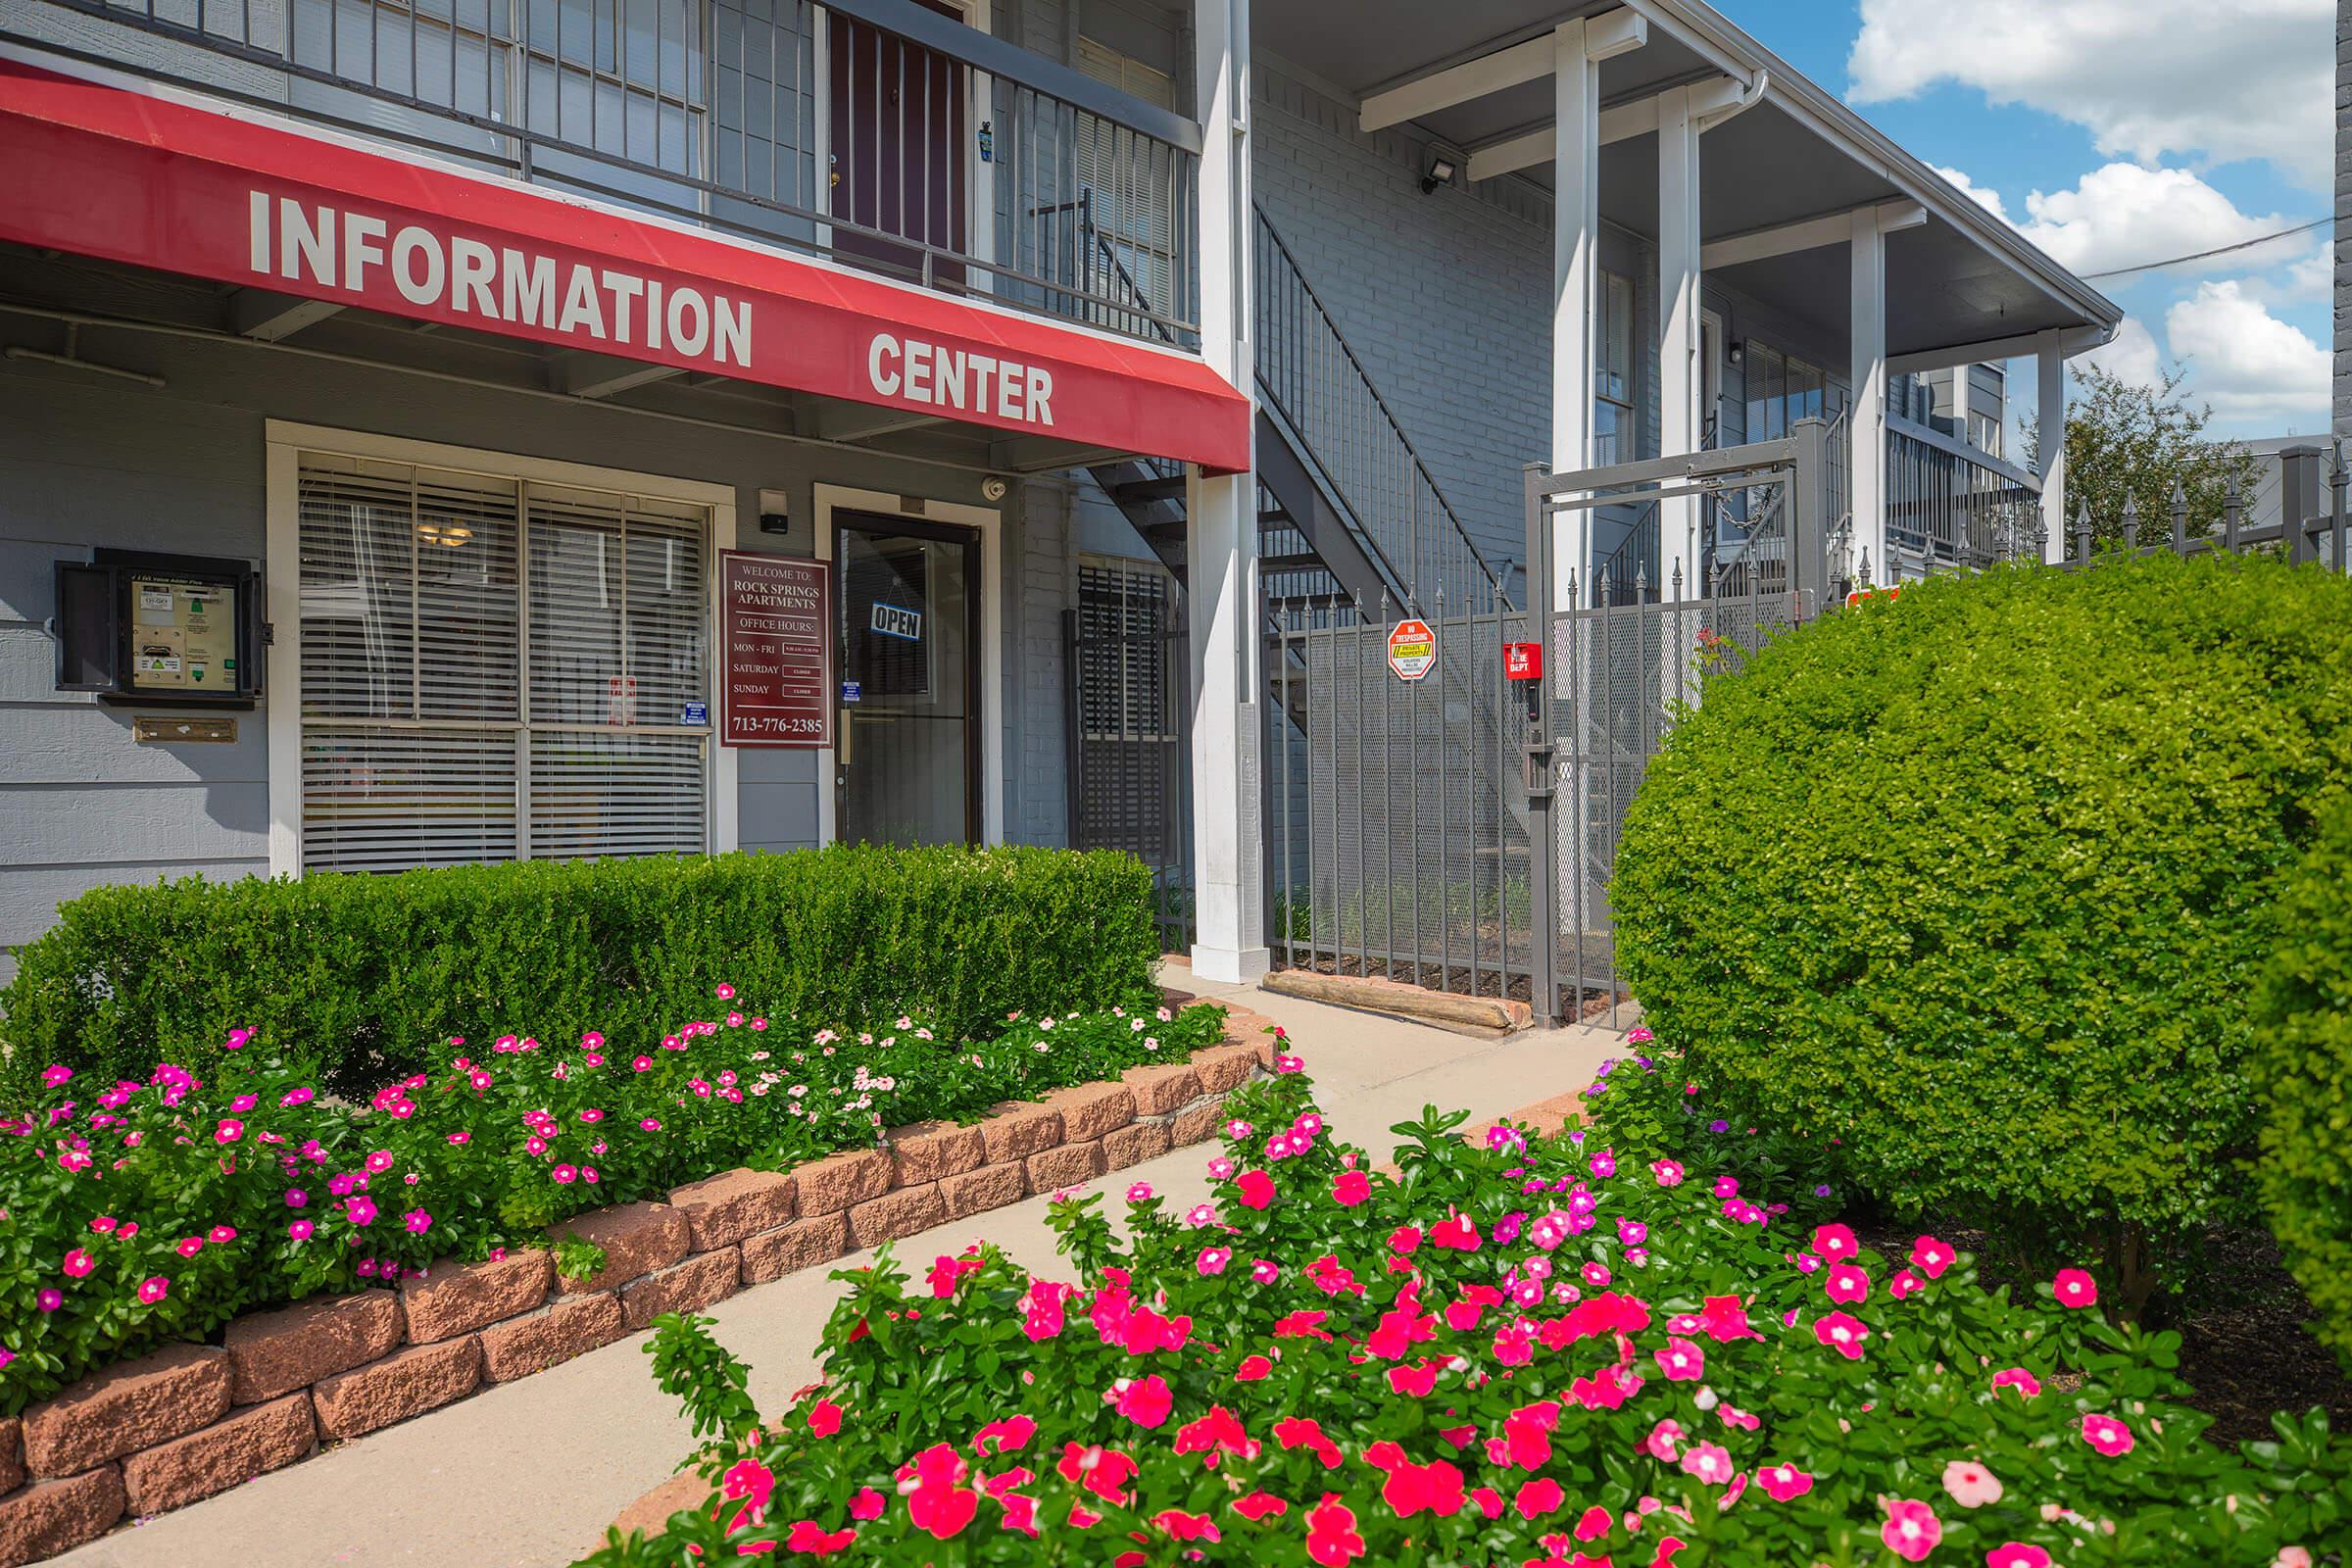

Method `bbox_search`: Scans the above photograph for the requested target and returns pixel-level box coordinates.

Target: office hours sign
[720,552,833,747]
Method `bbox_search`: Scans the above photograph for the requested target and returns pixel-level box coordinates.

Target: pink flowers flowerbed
[587,1061,2352,1566]
[0,989,1227,1414]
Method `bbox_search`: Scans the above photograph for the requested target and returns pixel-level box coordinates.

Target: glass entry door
[835,513,980,846]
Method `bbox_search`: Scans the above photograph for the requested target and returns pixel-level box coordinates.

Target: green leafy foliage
[2254,797,2352,1373]
[2022,362,2264,550]
[1611,553,2352,1299]
[0,845,1160,1099]
[572,1071,2352,1566]
[0,987,1225,1413]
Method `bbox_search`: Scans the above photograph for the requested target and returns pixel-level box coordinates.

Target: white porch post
[1186,0,1266,983]
[1657,83,1702,599]
[1849,206,1888,583]
[1551,16,1600,608]
[2036,331,2068,563]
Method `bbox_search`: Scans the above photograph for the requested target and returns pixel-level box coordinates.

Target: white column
[1949,364,1970,447]
[2036,332,2068,563]
[1849,206,1888,584]
[1657,83,1702,600]
[1186,0,1266,983]
[1551,17,1600,608]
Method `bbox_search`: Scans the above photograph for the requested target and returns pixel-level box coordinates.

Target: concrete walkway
[57,975,1623,1568]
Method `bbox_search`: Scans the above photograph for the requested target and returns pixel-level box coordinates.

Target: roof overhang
[0,54,1254,473]
[1253,0,2122,364]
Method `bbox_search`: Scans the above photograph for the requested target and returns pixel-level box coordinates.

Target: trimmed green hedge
[2255,798,2352,1371]
[0,846,1161,1097]
[1612,552,2352,1296]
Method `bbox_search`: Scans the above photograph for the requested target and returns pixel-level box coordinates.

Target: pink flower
[1990,1367,2042,1399]
[403,1208,433,1235]
[1304,1494,1364,1567]
[807,1398,843,1438]
[2053,1268,2099,1309]
[1881,1498,1942,1562]
[1332,1170,1371,1207]
[288,1219,315,1241]
[551,1164,577,1185]
[1678,1442,1735,1486]
[135,1275,171,1305]
[62,1249,94,1279]
[1812,1223,1858,1260]
[1650,1158,1684,1187]
[1813,1311,1870,1359]
[175,1237,205,1258]
[1986,1546,2051,1568]
[1889,1269,1925,1298]
[1126,1183,1153,1203]
[1234,1170,1276,1210]
[1825,1262,1871,1304]
[41,1065,72,1088]
[1941,1460,2003,1508]
[214,1118,242,1144]
[35,1289,62,1312]
[1911,1235,1953,1278]
[1757,1462,1812,1501]
[2080,1413,2134,1456]
[1197,1248,1231,1277]
[1643,1418,1685,1462]
[1112,1374,1173,1428]
[344,1197,378,1227]
[1654,1337,1704,1382]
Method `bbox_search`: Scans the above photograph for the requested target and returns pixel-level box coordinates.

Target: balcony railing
[1592,410,2043,599]
[4,0,1201,345]
[1883,412,2043,572]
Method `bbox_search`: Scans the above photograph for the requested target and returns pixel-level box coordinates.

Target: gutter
[1623,0,2124,341]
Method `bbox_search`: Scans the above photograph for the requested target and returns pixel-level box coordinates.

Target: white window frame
[811,482,1003,849]
[264,421,739,877]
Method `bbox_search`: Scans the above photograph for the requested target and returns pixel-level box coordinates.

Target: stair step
[1262,553,1325,572]
[1113,475,1189,505]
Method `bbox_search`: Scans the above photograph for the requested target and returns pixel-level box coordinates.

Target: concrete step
[1259,969,1533,1037]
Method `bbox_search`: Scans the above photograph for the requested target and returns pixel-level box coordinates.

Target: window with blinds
[1072,38,1181,326]
[295,452,711,872]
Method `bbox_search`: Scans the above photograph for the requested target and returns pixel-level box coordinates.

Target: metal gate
[1265,420,1838,1025]
[1265,593,1539,1002]
[1065,560,1195,952]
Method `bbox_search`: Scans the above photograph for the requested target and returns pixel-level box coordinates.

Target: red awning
[0,57,1252,473]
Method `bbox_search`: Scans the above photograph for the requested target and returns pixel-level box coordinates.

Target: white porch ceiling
[1250,0,2122,365]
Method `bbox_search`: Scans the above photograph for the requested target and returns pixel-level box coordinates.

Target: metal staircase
[1087,208,1513,624]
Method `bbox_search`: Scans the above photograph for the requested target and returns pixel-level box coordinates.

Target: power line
[2081,216,2332,279]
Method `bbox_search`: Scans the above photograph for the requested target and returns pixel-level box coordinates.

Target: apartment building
[0,0,2119,985]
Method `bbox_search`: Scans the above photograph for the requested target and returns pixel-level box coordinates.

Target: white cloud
[2010,164,2307,278]
[2162,280,2330,429]
[1928,162,2312,282]
[1849,0,2331,187]
[2076,317,2165,387]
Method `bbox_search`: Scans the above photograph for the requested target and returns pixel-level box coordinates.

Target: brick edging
[0,999,1277,1567]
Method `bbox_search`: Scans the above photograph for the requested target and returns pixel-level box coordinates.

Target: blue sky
[1709,0,2335,443]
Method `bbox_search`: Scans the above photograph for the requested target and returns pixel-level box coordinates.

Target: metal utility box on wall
[52,549,264,707]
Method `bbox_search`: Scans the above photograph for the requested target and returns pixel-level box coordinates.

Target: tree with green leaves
[2023,362,2263,551]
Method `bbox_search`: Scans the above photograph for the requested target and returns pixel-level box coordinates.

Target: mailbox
[53,550,263,707]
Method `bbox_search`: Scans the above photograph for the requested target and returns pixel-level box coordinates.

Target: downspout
[1693,67,1766,133]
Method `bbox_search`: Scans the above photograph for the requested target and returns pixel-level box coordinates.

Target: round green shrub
[1612,552,2352,1292]
[2255,796,2352,1371]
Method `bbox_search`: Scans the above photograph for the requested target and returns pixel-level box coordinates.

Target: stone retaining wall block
[977,1103,1063,1164]
[479,1294,625,1383]
[621,1250,742,1332]
[887,1121,988,1186]
[311,1338,482,1441]
[225,1291,403,1405]
[122,1394,315,1515]
[0,1466,123,1567]
[740,1213,850,1285]
[790,1150,893,1217]
[1102,1120,1171,1170]
[1043,1083,1135,1142]
[401,1251,553,1345]
[666,1170,796,1252]
[1120,1063,1202,1116]
[551,1202,690,1295]
[22,1345,229,1479]
[1025,1141,1105,1195]
[847,1184,945,1250]
[939,1161,1026,1220]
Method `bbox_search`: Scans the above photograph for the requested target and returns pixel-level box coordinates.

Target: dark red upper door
[829,0,968,288]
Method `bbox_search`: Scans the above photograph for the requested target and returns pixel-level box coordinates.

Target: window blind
[297,452,712,872]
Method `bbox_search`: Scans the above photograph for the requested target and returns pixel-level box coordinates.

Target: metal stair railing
[1252,210,1514,619]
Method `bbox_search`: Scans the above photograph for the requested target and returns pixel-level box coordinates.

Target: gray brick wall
[1011,475,1073,848]
[2337,0,2351,439]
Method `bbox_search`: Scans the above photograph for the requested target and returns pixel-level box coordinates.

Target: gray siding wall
[0,331,1069,966]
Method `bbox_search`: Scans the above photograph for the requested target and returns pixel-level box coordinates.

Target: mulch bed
[1850,1213,2352,1448]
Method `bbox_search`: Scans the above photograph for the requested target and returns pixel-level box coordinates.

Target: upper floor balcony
[2,0,1201,347]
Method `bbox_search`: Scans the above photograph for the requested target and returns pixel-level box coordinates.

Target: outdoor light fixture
[1728,341,1745,368]
[1420,152,1457,194]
